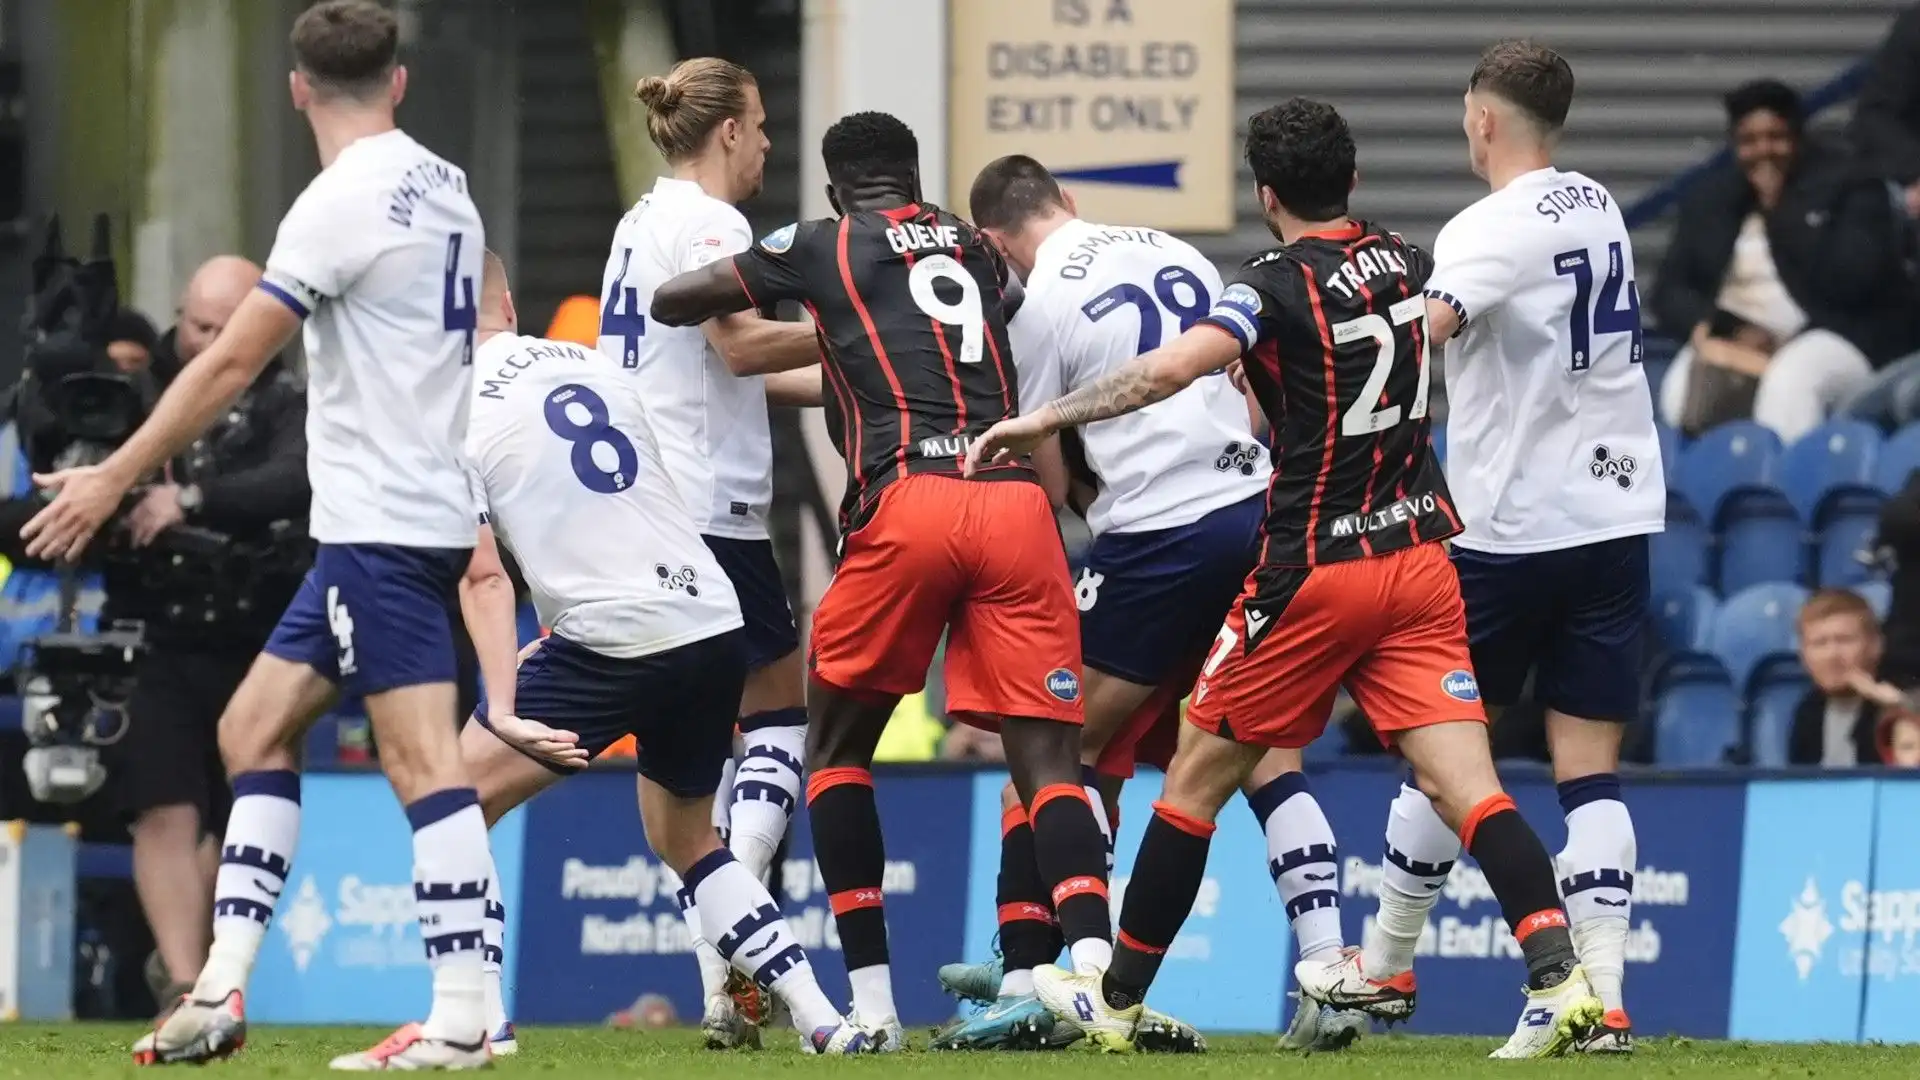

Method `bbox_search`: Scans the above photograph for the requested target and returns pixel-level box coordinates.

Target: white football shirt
[1025,218,1268,535]
[261,129,483,548]
[1427,168,1666,554]
[599,177,771,540]
[465,333,743,658]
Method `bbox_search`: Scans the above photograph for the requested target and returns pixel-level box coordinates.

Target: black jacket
[1877,469,1920,685]
[1650,141,1919,365]
[1787,689,1879,766]
[0,330,310,650]
[1851,3,1920,185]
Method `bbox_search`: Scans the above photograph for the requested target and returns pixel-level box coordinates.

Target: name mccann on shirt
[477,341,596,400]
[1321,245,1410,302]
[1534,182,1611,225]
[1054,227,1165,280]
[384,159,470,229]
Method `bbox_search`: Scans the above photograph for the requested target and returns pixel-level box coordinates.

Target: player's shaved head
[176,255,262,363]
[478,249,515,333]
[1469,40,1574,135]
[969,155,1069,232]
[820,111,919,191]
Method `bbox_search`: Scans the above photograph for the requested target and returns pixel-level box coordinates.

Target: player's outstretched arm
[460,524,521,722]
[21,288,300,562]
[459,524,589,769]
[964,324,1242,475]
[764,365,825,407]
[650,260,755,327]
[702,310,823,377]
[1423,296,1462,347]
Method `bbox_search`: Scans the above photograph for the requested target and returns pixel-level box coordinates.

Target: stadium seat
[1651,496,1711,595]
[1710,581,1808,692]
[1747,669,1810,768]
[1650,585,1717,658]
[1656,423,1683,486]
[1678,420,1782,524]
[1873,422,1920,493]
[1653,672,1743,766]
[1432,424,1447,468]
[1777,419,1882,523]
[1715,499,1804,595]
[1854,578,1894,621]
[1815,510,1882,588]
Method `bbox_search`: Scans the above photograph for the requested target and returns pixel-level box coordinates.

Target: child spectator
[1789,589,1891,765]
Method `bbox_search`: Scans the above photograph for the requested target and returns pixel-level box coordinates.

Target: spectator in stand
[1655,79,1918,441]
[1789,589,1892,766]
[1851,2,1920,219]
[1875,467,1920,684]
[1878,706,1920,766]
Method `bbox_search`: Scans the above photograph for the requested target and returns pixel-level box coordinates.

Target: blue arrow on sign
[1052,160,1182,190]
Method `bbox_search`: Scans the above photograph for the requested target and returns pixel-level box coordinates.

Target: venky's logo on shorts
[1044,667,1081,703]
[1441,669,1481,703]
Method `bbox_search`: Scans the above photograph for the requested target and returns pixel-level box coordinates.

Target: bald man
[120,253,315,1014]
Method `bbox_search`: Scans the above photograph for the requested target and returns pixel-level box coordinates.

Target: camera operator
[0,254,311,1009]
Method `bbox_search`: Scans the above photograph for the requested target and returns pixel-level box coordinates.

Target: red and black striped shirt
[731,203,1031,532]
[1197,220,1461,567]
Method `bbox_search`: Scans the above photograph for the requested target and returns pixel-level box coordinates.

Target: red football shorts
[1093,649,1202,779]
[1186,542,1486,748]
[809,474,1083,726]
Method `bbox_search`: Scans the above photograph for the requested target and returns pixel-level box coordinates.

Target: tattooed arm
[965,324,1245,475]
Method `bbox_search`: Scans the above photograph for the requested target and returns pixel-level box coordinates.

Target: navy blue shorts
[264,543,470,697]
[478,629,748,795]
[1077,494,1264,686]
[1452,534,1650,723]
[701,537,799,671]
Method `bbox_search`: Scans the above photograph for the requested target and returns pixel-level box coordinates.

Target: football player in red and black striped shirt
[652,111,1115,1044]
[968,98,1602,1051]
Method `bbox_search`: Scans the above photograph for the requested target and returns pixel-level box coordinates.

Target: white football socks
[1556,774,1635,1014]
[201,769,302,1001]
[1246,773,1345,963]
[1365,782,1459,982]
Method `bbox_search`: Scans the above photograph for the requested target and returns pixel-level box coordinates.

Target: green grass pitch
[2,1025,1917,1079]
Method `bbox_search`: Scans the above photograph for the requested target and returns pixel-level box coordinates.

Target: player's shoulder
[751,216,836,259]
[1229,245,1307,297]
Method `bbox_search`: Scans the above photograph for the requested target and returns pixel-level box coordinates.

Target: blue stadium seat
[1651,496,1712,595]
[1777,420,1882,523]
[1653,672,1743,766]
[1873,422,1920,493]
[1747,669,1811,768]
[1678,421,1782,524]
[1656,423,1683,486]
[1433,424,1447,468]
[1650,586,1717,658]
[1816,510,1882,588]
[1854,579,1894,621]
[1716,499,1804,595]
[1710,581,1809,692]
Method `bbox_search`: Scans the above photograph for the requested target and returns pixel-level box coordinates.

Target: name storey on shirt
[1534,182,1610,225]
[478,341,595,400]
[384,159,470,229]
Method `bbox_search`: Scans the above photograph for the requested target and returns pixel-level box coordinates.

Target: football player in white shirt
[597,57,823,1048]
[423,253,877,1056]
[25,3,498,1069]
[1305,42,1662,1058]
[931,156,1359,1053]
